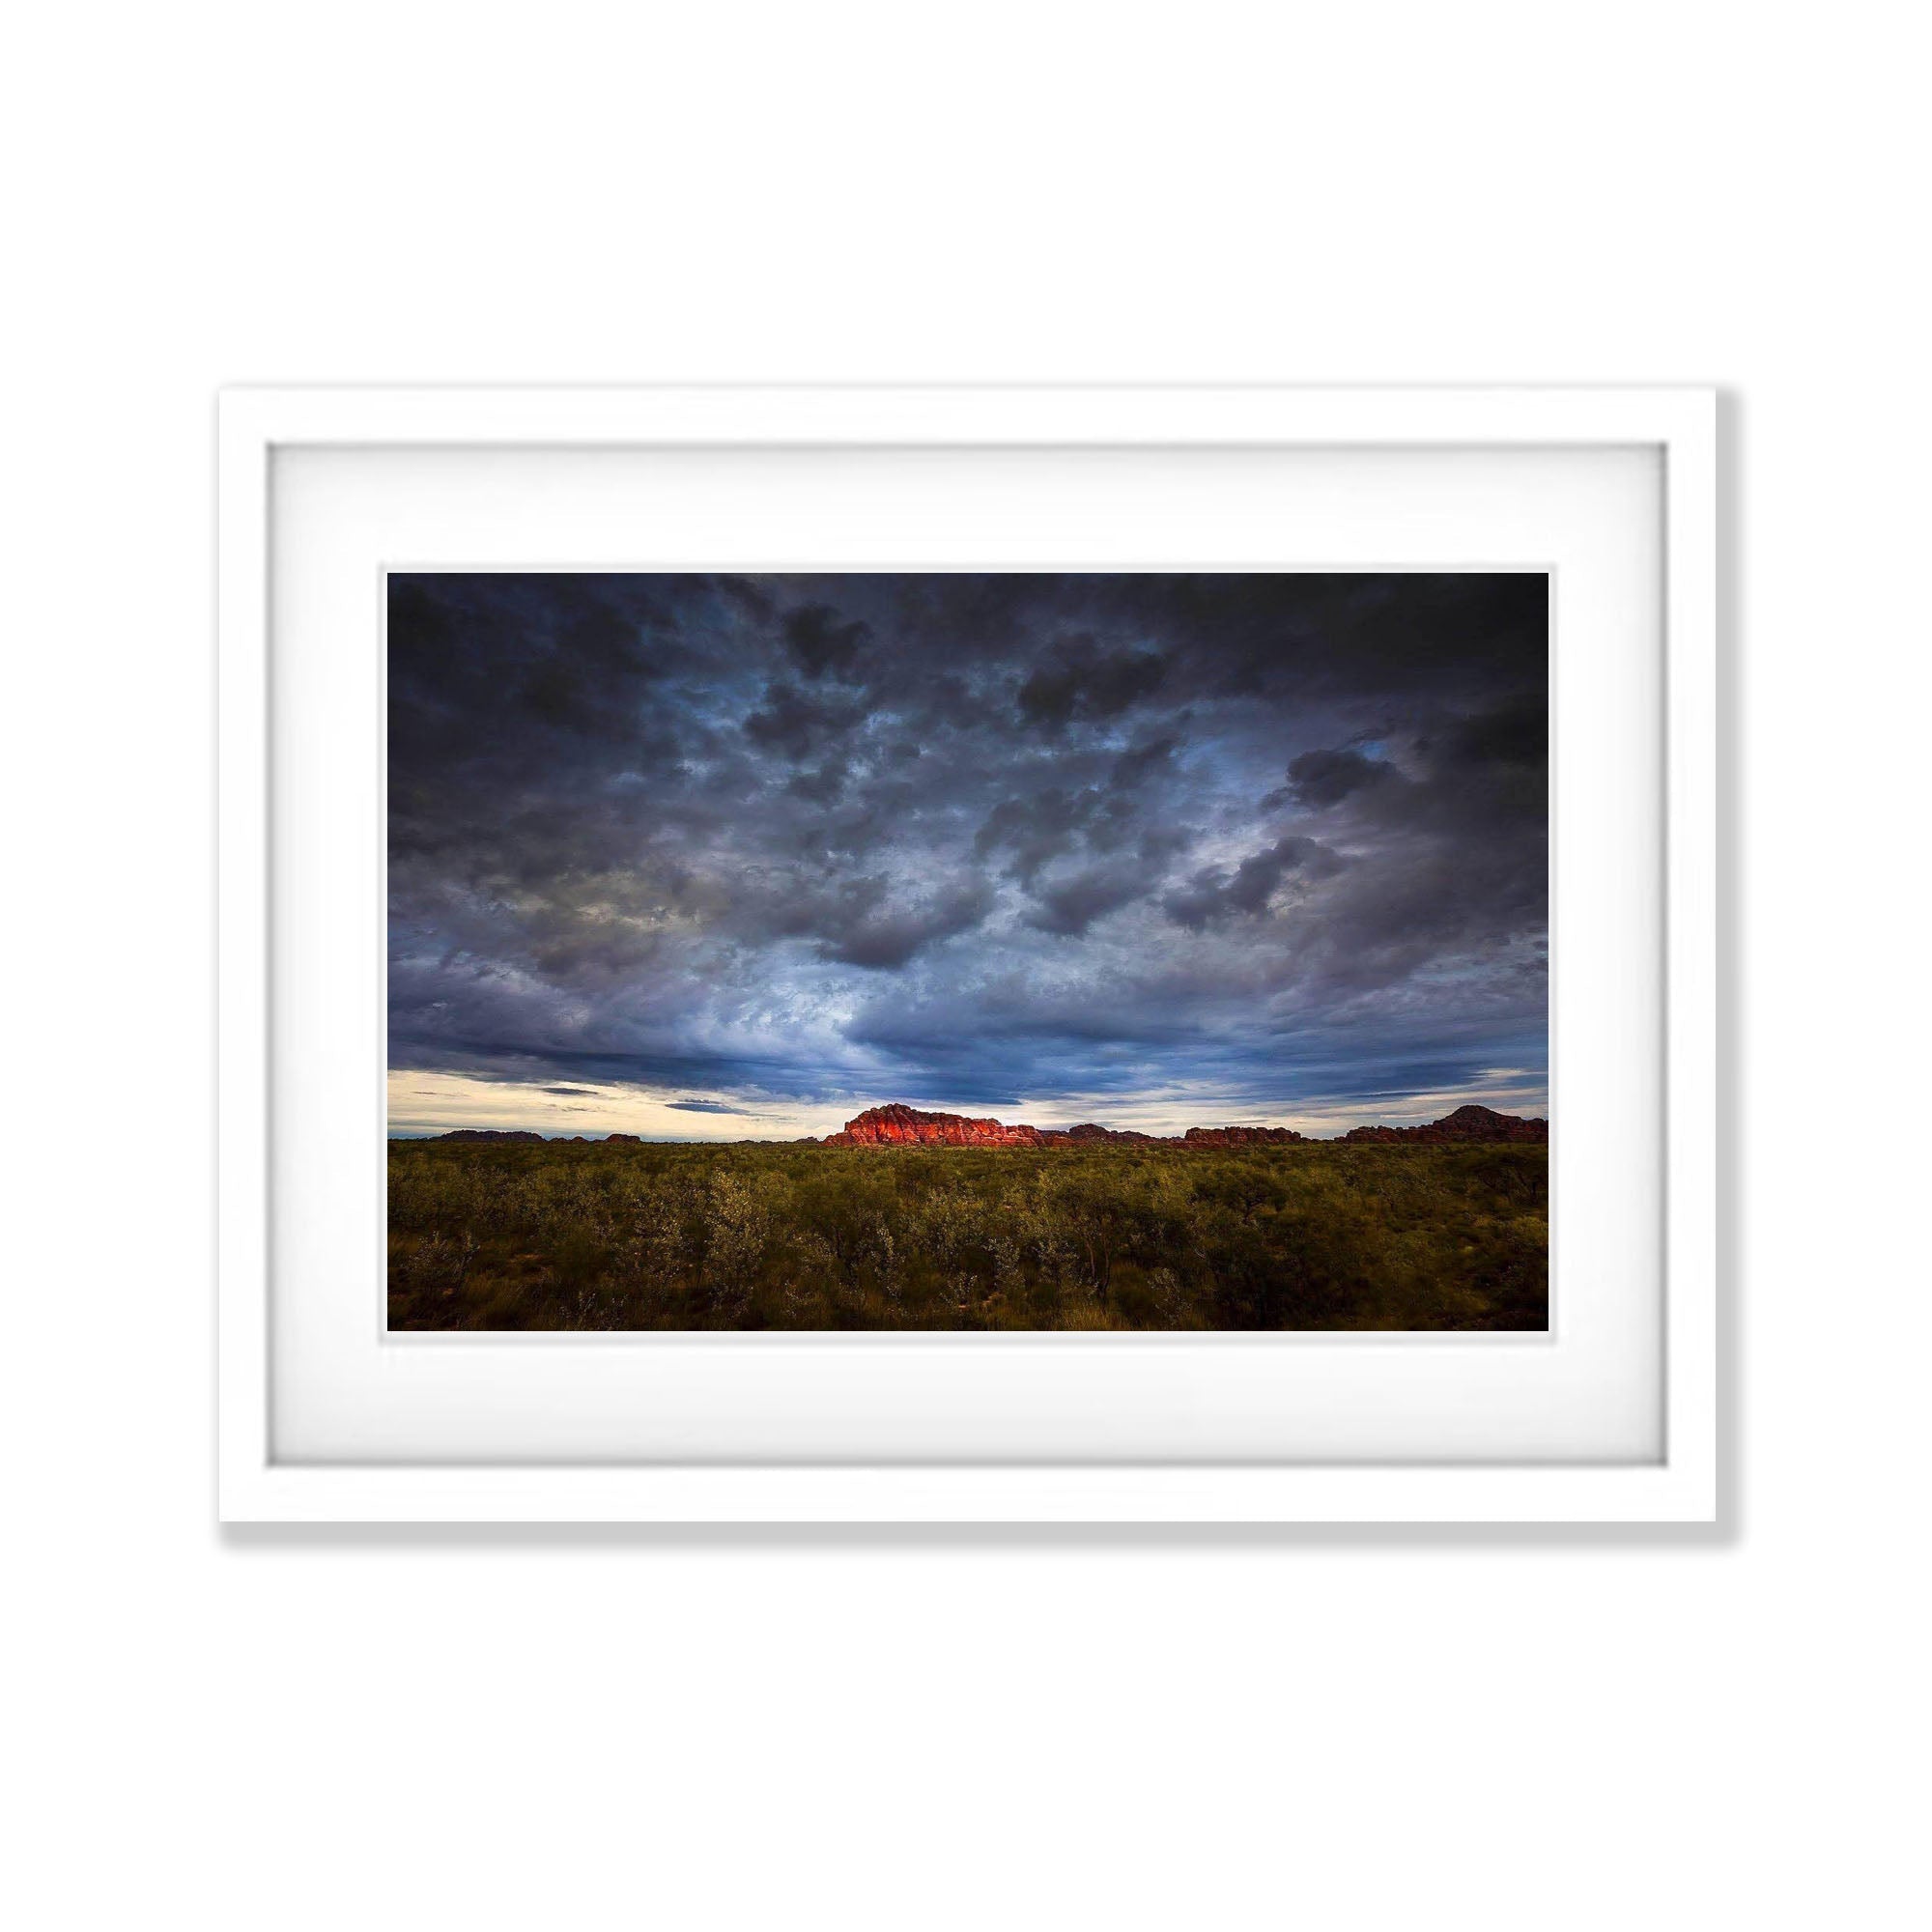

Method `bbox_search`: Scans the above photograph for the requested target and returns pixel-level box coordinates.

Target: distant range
[427,1102,1548,1148]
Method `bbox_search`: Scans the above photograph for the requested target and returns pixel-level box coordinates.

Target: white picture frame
[218,385,1717,1523]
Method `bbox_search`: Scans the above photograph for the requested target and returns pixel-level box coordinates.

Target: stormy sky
[387,573,1548,1139]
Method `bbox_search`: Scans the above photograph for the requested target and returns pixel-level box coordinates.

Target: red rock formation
[817,1101,1546,1148]
[825,1105,1167,1147]
[1341,1104,1548,1145]
[826,1104,1056,1147]
[431,1102,1547,1149]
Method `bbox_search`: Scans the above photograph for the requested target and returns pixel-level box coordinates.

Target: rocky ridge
[422,1104,1548,1147]
[821,1103,1155,1148]
[811,1102,1545,1148]
[1338,1104,1548,1145]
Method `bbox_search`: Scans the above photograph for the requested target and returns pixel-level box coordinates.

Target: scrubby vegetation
[388,1139,1548,1331]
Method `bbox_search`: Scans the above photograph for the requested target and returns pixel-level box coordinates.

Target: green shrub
[385,1139,1548,1333]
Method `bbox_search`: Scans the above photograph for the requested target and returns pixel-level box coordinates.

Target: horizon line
[387,1099,1548,1145]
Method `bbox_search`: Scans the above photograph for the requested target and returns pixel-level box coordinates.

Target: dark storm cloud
[1162,835,1346,930]
[1282,747,1398,810]
[1110,733,1179,788]
[812,878,996,970]
[1026,859,1169,937]
[667,1098,744,1115]
[743,681,868,760]
[975,788,1102,885]
[783,603,871,680]
[1017,638,1169,731]
[388,573,1548,1124]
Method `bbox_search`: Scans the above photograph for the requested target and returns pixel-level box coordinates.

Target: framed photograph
[218,385,1717,1521]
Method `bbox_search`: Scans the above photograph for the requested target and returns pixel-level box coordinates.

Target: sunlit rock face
[826,1104,1056,1147]
[1341,1105,1548,1145]
[824,1105,1167,1147]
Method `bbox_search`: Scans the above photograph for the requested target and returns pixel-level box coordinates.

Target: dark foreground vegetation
[388,1139,1548,1331]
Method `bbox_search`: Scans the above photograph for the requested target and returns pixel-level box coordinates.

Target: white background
[3,5,1925,1929]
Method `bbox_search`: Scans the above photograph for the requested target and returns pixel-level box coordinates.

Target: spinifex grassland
[387,1122,1548,1332]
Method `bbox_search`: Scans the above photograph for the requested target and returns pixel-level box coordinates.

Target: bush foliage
[387,1139,1548,1332]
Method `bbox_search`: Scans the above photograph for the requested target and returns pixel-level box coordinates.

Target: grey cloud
[783,602,871,680]
[1110,732,1179,788]
[785,762,848,805]
[744,682,867,760]
[1285,746,1400,810]
[816,880,996,970]
[1017,639,1169,731]
[975,788,1099,885]
[1435,695,1546,770]
[1163,836,1345,930]
[1025,861,1162,936]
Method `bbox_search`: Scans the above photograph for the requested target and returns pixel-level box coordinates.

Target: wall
[5,5,1924,1927]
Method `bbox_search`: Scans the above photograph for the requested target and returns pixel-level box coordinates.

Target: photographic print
[387,571,1548,1332]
